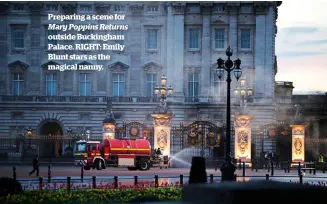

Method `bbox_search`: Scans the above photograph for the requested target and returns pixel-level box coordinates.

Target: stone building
[0,2,283,161]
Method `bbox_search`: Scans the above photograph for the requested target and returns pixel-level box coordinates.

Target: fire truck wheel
[138,160,150,171]
[83,166,91,171]
[95,160,103,170]
[127,167,137,171]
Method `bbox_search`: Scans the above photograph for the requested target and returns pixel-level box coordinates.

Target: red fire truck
[74,138,154,171]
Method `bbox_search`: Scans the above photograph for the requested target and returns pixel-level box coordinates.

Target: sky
[275,0,327,93]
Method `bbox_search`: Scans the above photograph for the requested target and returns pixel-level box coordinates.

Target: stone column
[129,5,143,96]
[312,120,320,158]
[254,4,267,98]
[290,125,306,163]
[0,3,9,94]
[166,3,174,94]
[227,4,238,56]
[234,114,254,164]
[199,4,212,97]
[152,114,173,157]
[28,3,43,95]
[171,3,185,99]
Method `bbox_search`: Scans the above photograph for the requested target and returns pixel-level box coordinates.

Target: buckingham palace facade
[0,2,282,160]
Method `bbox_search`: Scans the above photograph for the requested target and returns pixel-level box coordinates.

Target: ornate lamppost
[152,75,174,157]
[234,77,254,114]
[216,46,242,181]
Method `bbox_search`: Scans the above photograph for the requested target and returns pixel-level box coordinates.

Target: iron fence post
[12,166,16,181]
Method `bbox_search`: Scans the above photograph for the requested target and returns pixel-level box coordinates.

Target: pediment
[141,62,163,72]
[108,61,129,71]
[41,60,61,69]
[211,19,228,24]
[8,60,29,71]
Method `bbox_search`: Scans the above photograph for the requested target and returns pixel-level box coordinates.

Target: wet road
[1,165,327,190]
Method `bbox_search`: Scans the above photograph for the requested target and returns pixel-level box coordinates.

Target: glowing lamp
[160,75,167,86]
[26,127,33,136]
[160,86,166,95]
[234,86,240,95]
[167,85,173,96]
[154,85,160,95]
[241,89,246,96]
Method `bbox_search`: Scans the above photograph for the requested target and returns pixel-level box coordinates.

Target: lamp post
[152,75,174,157]
[154,75,173,113]
[216,46,242,181]
[234,77,254,114]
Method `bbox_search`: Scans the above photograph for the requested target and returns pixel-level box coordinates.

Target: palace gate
[115,120,154,147]
[171,119,226,167]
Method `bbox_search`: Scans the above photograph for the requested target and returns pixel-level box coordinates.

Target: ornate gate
[116,120,154,147]
[171,119,225,167]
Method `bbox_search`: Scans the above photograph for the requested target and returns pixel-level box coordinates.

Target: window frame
[146,28,159,51]
[12,72,25,96]
[45,73,58,96]
[112,72,125,97]
[212,27,227,51]
[239,27,252,51]
[188,73,200,97]
[145,73,157,97]
[187,27,201,51]
[79,73,92,96]
[11,27,26,51]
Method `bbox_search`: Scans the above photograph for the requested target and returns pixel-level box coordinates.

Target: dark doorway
[39,121,63,158]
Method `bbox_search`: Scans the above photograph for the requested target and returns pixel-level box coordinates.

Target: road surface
[1,165,327,190]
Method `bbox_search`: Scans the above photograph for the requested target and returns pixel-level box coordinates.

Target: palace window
[187,6,200,13]
[214,28,225,49]
[79,73,91,96]
[12,73,24,96]
[146,73,157,97]
[189,28,200,49]
[213,74,225,97]
[147,29,158,50]
[45,4,59,12]
[188,74,199,97]
[215,6,226,12]
[240,29,251,49]
[46,73,57,96]
[13,4,25,11]
[147,5,159,13]
[12,28,25,49]
[112,73,125,97]
[80,5,92,12]
[113,5,125,12]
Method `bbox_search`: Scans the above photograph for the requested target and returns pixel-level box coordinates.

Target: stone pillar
[166,3,174,94]
[227,4,238,56]
[0,3,9,95]
[129,5,143,96]
[312,120,320,158]
[290,125,306,163]
[152,114,173,157]
[234,114,254,164]
[199,4,212,97]
[28,3,43,95]
[254,4,267,98]
[171,3,185,99]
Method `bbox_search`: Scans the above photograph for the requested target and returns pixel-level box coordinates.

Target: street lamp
[234,77,254,114]
[216,46,242,181]
[154,75,173,114]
